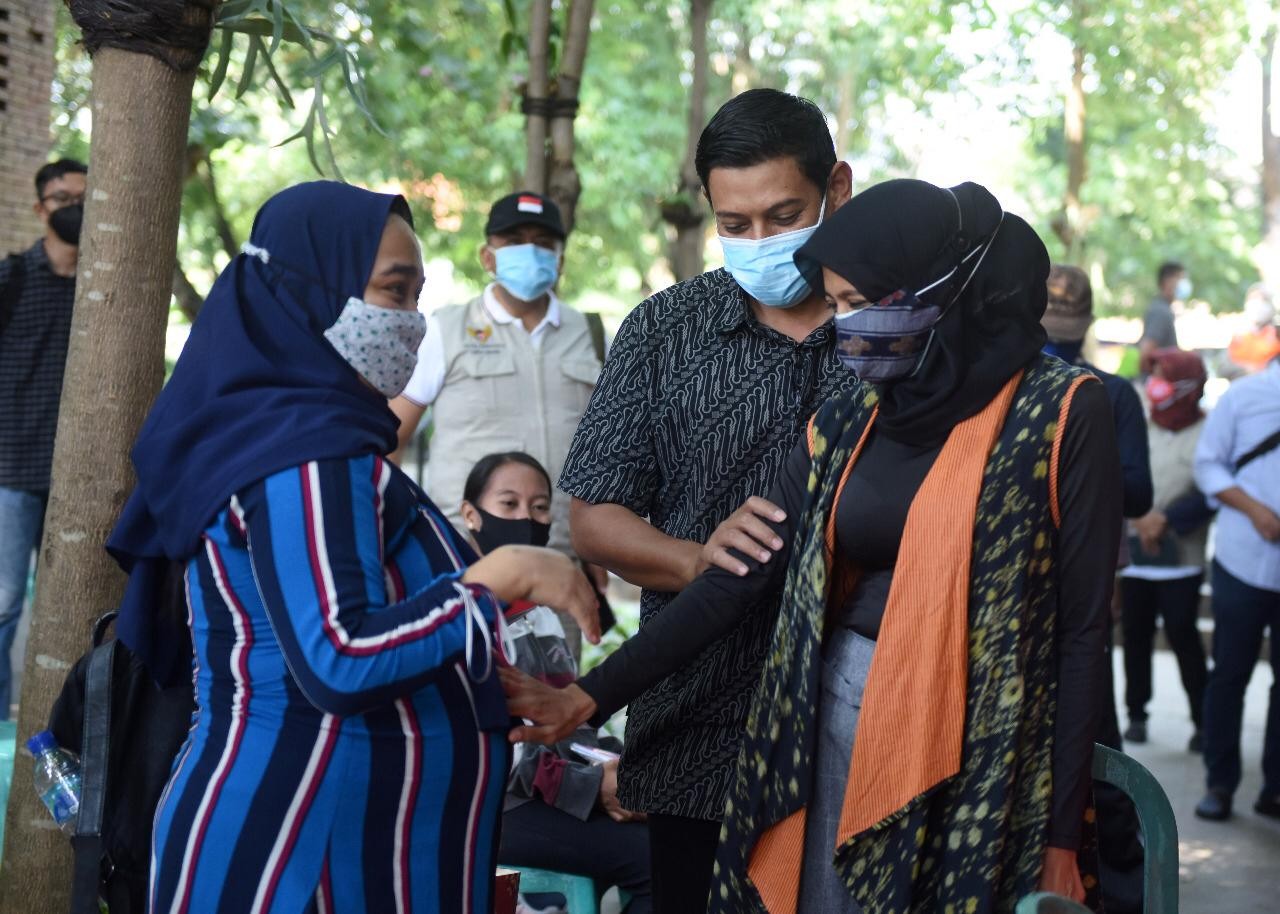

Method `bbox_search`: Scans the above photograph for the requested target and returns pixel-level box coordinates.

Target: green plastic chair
[1017,892,1093,913]
[1019,743,1178,914]
[511,866,633,914]
[0,720,16,862]
[511,867,600,914]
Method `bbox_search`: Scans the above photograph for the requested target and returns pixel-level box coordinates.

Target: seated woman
[506,180,1121,913]
[460,452,651,914]
[106,182,598,914]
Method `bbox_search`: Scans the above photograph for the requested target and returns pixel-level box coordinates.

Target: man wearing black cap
[391,191,605,654]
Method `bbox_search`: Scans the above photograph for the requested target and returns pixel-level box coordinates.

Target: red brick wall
[0,2,55,256]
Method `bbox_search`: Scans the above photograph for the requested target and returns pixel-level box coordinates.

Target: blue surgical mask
[1174,277,1192,301]
[719,197,826,308]
[492,243,560,302]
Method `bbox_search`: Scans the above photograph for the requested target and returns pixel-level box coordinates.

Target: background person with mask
[1139,260,1189,371]
[391,191,604,658]
[0,157,87,720]
[1121,349,1211,752]
[459,451,651,914]
[1227,284,1280,375]
[555,88,854,912]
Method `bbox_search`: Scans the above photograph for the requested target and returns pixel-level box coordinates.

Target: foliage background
[48,0,1278,326]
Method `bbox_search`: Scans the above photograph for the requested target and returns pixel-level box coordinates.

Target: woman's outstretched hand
[1038,847,1086,904]
[499,666,597,744]
[464,545,601,644]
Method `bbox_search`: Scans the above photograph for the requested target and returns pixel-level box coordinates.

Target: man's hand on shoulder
[693,496,786,579]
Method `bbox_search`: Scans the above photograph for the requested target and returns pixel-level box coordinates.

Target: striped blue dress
[150,455,510,914]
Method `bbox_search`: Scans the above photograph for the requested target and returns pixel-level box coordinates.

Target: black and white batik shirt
[559,268,855,819]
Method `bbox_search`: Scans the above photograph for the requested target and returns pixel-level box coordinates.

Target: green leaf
[235,32,260,99]
[206,26,234,100]
[256,34,295,108]
[269,0,285,55]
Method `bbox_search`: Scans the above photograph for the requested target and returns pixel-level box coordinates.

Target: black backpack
[48,563,194,914]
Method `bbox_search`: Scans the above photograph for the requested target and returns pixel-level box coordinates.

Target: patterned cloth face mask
[323,297,427,397]
[242,242,427,398]
[833,212,1004,383]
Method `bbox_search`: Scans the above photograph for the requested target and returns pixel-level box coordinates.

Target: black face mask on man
[48,204,84,246]
[471,508,551,554]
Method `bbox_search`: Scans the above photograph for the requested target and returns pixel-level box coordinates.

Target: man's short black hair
[35,158,88,199]
[695,89,835,200]
[1157,261,1185,287]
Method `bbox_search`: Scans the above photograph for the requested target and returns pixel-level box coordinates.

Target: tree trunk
[836,66,857,160]
[523,0,553,193]
[666,0,712,281]
[546,0,595,234]
[0,42,199,907]
[1261,26,1280,289]
[730,23,756,95]
[1056,39,1087,254]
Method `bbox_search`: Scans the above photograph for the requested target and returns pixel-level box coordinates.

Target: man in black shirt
[0,158,86,718]
[558,90,854,911]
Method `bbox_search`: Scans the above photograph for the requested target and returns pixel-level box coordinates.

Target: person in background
[1043,265,1153,521]
[0,157,87,720]
[1193,349,1280,821]
[1042,263,1152,914]
[1139,261,1188,371]
[1120,349,1211,752]
[555,88,855,912]
[390,191,605,658]
[106,182,600,912]
[1227,285,1280,376]
[460,452,650,914]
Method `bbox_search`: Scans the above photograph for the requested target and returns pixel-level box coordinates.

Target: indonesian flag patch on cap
[517,195,544,214]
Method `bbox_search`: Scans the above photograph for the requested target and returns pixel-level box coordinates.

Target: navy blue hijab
[108,181,413,682]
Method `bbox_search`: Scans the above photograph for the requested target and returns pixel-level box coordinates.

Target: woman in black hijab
[506,180,1121,913]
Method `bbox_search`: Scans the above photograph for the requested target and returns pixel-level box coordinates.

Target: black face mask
[471,508,551,554]
[49,204,83,246]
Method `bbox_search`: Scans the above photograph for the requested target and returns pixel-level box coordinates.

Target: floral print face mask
[323,297,427,397]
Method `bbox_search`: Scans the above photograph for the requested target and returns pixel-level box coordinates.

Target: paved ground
[1119,650,1280,912]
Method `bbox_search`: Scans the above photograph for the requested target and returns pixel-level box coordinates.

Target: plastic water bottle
[27,730,80,834]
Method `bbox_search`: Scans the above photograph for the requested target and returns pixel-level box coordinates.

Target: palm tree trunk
[0,24,204,905]
[546,0,595,234]
[523,0,553,193]
[667,0,712,281]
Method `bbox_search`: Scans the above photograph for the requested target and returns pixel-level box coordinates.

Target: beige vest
[427,295,601,557]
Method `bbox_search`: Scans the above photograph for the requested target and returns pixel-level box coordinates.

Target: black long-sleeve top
[580,381,1120,850]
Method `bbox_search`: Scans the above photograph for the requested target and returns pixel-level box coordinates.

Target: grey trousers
[797,628,874,913]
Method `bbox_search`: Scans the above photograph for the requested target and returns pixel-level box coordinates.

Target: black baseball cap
[484,191,566,240]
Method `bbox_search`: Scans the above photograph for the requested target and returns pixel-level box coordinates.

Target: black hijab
[796,179,1049,445]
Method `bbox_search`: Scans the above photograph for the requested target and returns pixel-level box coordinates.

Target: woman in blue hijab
[109,182,598,914]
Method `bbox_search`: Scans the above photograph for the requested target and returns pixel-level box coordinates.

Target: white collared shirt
[1194,360,1280,593]
[402,284,564,407]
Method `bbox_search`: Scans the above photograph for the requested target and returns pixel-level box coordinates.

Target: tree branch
[172,262,204,322]
[200,155,238,261]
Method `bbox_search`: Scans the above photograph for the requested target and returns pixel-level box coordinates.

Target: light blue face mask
[718,197,826,308]
[492,243,560,302]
